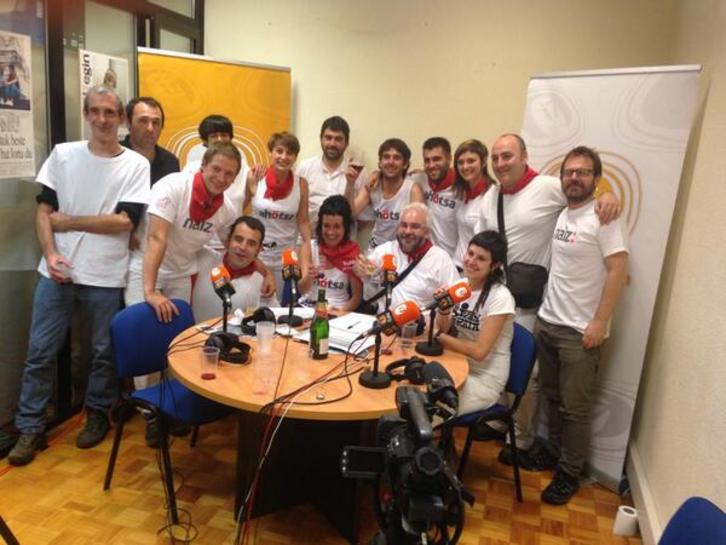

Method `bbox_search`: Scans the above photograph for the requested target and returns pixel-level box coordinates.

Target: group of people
[6,84,630,507]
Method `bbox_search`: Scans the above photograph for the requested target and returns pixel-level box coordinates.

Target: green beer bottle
[309,288,329,360]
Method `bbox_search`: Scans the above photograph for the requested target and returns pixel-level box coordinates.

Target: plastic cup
[399,323,418,350]
[200,346,220,380]
[256,321,275,356]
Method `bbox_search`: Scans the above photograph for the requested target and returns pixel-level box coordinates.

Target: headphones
[205,332,251,365]
[277,314,303,327]
[241,306,277,335]
[385,356,427,384]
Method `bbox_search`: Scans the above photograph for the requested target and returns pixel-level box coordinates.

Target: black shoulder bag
[497,192,549,309]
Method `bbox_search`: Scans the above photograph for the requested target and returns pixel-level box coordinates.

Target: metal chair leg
[457,428,475,481]
[104,402,130,490]
[508,421,523,502]
[0,516,20,545]
[158,416,180,524]
[190,425,199,447]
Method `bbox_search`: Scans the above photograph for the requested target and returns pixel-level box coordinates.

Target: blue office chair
[103,300,234,522]
[450,322,537,502]
[659,496,726,545]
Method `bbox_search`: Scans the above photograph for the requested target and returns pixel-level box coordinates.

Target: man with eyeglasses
[474,133,619,468]
[530,146,629,504]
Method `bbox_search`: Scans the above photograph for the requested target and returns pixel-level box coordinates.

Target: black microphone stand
[222,297,232,333]
[415,307,443,356]
[359,277,394,389]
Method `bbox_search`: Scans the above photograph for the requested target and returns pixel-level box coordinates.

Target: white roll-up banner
[521,65,701,490]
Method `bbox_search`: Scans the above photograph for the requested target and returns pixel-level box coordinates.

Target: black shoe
[76,409,110,449]
[8,433,48,466]
[497,444,531,466]
[471,422,506,441]
[145,415,191,448]
[541,469,580,505]
[521,441,559,471]
[0,428,20,459]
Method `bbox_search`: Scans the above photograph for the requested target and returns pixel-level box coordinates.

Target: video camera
[341,361,474,545]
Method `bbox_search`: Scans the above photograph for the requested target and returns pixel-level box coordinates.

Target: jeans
[15,276,122,434]
[535,317,600,477]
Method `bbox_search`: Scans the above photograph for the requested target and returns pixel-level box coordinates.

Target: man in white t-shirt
[9,86,150,466]
[354,202,458,312]
[474,133,620,466]
[193,216,276,321]
[529,146,628,505]
[296,115,371,230]
[410,137,460,256]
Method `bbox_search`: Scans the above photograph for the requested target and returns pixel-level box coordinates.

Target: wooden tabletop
[168,327,469,421]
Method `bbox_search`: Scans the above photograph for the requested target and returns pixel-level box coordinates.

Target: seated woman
[245,132,312,298]
[299,195,362,312]
[435,230,515,415]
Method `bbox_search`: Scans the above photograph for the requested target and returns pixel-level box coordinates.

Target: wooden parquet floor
[0,413,642,545]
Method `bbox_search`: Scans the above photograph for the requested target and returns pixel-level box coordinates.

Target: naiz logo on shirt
[182,217,213,233]
[374,209,400,221]
[258,209,295,221]
[553,227,576,244]
[424,190,456,209]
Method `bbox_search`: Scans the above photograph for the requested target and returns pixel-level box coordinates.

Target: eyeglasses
[562,168,594,178]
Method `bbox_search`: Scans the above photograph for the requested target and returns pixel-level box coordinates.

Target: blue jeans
[15,276,122,434]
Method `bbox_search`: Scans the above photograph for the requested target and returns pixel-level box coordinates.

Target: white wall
[206,0,677,165]
[206,0,726,539]
[628,0,726,540]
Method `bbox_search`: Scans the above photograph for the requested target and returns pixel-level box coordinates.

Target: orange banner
[138,48,291,168]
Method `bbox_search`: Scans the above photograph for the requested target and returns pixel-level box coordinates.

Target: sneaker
[0,428,20,459]
[541,469,580,505]
[497,444,532,466]
[76,409,110,449]
[521,441,559,471]
[8,433,48,466]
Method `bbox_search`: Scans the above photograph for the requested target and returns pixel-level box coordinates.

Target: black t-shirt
[121,135,180,185]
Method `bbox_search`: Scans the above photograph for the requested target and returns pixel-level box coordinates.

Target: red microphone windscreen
[281,248,299,267]
[448,281,472,304]
[391,300,421,327]
[381,254,396,271]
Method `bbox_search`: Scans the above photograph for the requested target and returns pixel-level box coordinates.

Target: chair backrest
[659,496,726,545]
[110,299,195,379]
[505,323,537,396]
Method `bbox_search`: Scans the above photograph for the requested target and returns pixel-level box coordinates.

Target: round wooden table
[167,325,470,544]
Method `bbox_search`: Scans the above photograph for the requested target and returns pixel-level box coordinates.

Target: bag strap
[497,191,510,270]
[361,252,426,307]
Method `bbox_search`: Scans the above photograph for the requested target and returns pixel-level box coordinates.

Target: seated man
[354,202,459,313]
[193,216,278,321]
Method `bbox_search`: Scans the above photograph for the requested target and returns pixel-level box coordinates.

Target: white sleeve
[35,146,60,191]
[482,284,516,318]
[147,178,179,223]
[598,217,629,257]
[119,159,151,205]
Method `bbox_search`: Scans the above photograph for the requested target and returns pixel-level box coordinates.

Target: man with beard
[347,138,425,250]
[296,116,370,230]
[474,133,619,467]
[354,202,458,312]
[410,137,459,256]
[530,146,628,504]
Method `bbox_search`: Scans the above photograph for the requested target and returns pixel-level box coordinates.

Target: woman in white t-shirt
[245,132,313,297]
[452,139,492,271]
[299,195,362,311]
[436,230,515,415]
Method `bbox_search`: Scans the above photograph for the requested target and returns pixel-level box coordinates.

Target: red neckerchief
[465,176,489,203]
[429,168,455,192]
[319,239,360,275]
[500,166,538,195]
[264,167,294,200]
[189,170,223,222]
[403,239,433,263]
[223,254,257,279]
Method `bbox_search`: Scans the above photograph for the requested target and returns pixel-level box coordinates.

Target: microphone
[381,254,397,305]
[364,300,421,337]
[281,248,302,282]
[422,361,458,412]
[210,265,236,306]
[423,280,472,312]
